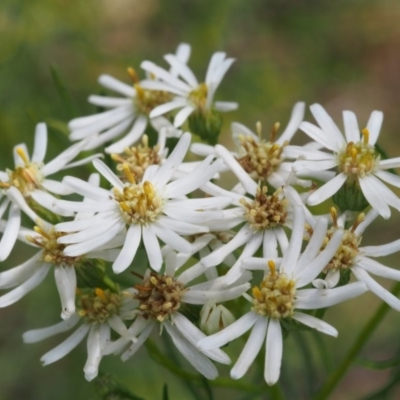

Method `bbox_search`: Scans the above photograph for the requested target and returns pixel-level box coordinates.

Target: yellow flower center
[240,186,288,231]
[0,147,43,197]
[111,135,161,183]
[337,129,378,178]
[114,178,163,226]
[78,288,122,324]
[252,260,296,319]
[188,83,208,110]
[27,226,83,266]
[134,272,187,322]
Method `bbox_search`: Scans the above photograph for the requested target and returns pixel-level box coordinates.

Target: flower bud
[332,179,369,212]
[188,109,223,145]
[200,301,235,335]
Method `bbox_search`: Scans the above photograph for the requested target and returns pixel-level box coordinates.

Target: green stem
[270,383,285,400]
[313,282,400,400]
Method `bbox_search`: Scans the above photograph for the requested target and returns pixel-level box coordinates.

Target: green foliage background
[1,1,400,399]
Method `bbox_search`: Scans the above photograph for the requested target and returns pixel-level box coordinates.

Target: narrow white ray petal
[174,43,191,65]
[343,110,360,143]
[214,101,238,112]
[183,283,250,304]
[265,319,283,386]
[142,226,163,271]
[177,262,207,285]
[62,153,103,170]
[152,224,192,254]
[30,190,75,217]
[276,102,305,145]
[295,281,367,309]
[354,208,379,235]
[375,170,400,189]
[113,225,141,274]
[32,123,48,163]
[6,187,51,228]
[42,140,88,176]
[69,106,123,130]
[88,95,132,107]
[168,196,233,211]
[149,99,188,118]
[0,198,10,221]
[0,204,20,261]
[215,145,258,194]
[120,321,154,360]
[358,175,390,219]
[352,266,400,311]
[205,52,226,84]
[140,61,191,92]
[379,157,400,170]
[200,182,243,203]
[41,324,91,366]
[98,74,135,97]
[198,312,258,350]
[307,173,347,206]
[23,314,81,343]
[201,225,253,268]
[280,206,304,274]
[13,143,29,167]
[164,54,198,87]
[153,132,191,187]
[93,159,124,190]
[55,212,115,232]
[84,325,103,381]
[294,229,343,287]
[299,122,339,152]
[367,174,400,211]
[366,110,383,145]
[41,179,73,195]
[0,264,51,307]
[241,257,281,271]
[207,58,235,98]
[174,105,195,128]
[297,217,328,271]
[63,221,124,256]
[293,312,337,336]
[139,80,186,96]
[173,313,230,364]
[262,229,278,259]
[55,266,77,320]
[105,115,147,154]
[0,252,42,289]
[293,159,338,172]
[62,176,111,200]
[156,216,206,235]
[283,145,331,160]
[231,317,268,380]
[164,322,219,380]
[357,257,400,281]
[165,157,222,198]
[362,238,400,257]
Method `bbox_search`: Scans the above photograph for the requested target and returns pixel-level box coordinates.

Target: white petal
[174,105,195,128]
[362,238,400,257]
[366,110,383,145]
[143,226,163,271]
[164,54,198,87]
[231,317,268,380]
[113,224,141,274]
[358,175,390,219]
[0,203,20,261]
[152,223,192,255]
[93,159,123,190]
[264,319,282,386]
[375,170,400,189]
[23,314,81,343]
[31,190,75,217]
[88,95,132,107]
[84,325,105,381]
[292,312,337,336]
[121,321,154,360]
[214,101,238,112]
[98,74,135,97]
[41,324,90,366]
[41,179,74,195]
[149,99,188,118]
[357,256,400,281]
[307,173,347,206]
[276,102,305,145]
[32,123,48,163]
[343,110,360,143]
[62,176,110,200]
[55,266,77,320]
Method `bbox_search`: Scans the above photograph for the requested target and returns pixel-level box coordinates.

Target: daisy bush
[2,43,400,400]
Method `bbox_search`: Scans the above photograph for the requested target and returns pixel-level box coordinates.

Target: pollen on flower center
[0,148,43,197]
[252,260,296,319]
[240,186,288,231]
[337,129,378,178]
[134,272,187,322]
[78,288,122,324]
[27,226,82,266]
[188,82,208,110]
[114,179,163,225]
[321,208,363,272]
[235,123,287,182]
[111,135,161,182]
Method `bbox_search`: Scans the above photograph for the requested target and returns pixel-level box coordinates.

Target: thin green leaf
[50,65,77,118]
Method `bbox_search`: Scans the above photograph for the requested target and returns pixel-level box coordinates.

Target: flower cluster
[1,43,400,389]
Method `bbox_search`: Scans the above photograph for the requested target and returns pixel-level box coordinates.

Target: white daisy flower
[0,174,124,320]
[296,103,400,218]
[23,287,137,381]
[199,149,311,283]
[197,207,368,385]
[191,102,313,188]
[0,123,96,261]
[141,50,237,129]
[48,133,231,273]
[312,208,400,311]
[103,250,250,379]
[68,43,190,154]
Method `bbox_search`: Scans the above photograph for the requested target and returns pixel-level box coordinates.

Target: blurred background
[1,0,400,399]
